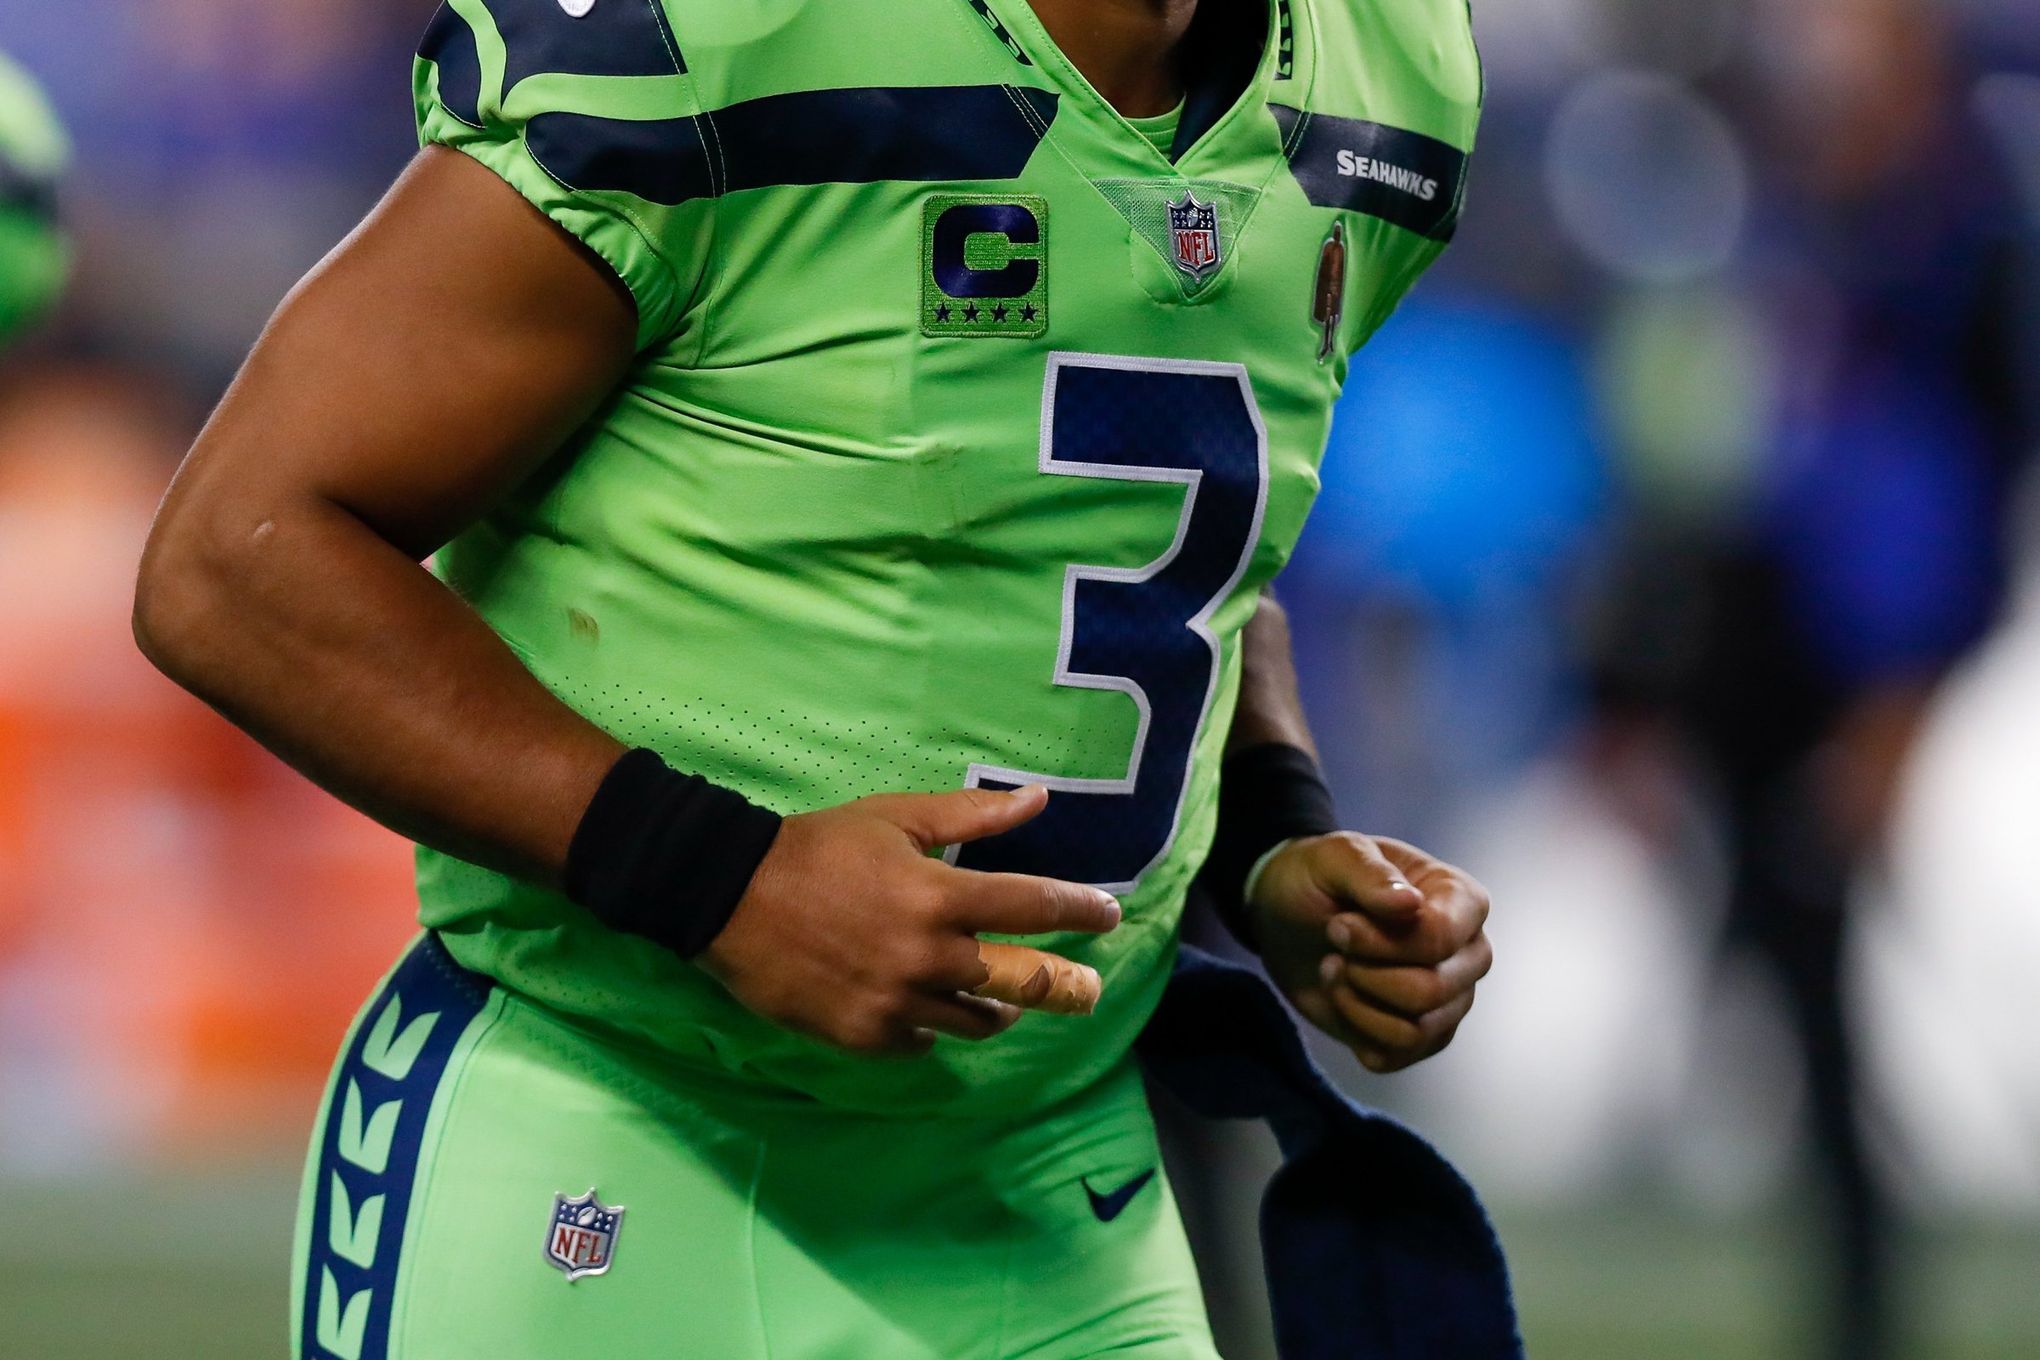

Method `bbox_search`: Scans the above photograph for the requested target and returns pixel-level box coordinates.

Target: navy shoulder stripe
[1270,105,1467,241]
[419,5,485,127]
[714,85,1057,193]
[529,84,1058,205]
[528,108,715,203]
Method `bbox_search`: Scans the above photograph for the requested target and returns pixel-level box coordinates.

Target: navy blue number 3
[955,353,1269,891]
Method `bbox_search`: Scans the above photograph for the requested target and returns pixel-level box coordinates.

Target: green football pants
[291,934,1222,1359]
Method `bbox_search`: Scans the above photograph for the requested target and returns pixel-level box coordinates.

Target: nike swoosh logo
[1082,1169,1157,1223]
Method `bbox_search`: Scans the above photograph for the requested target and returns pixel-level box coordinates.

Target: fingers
[1307,832,1425,923]
[1314,927,1490,1072]
[973,942,1101,1015]
[1327,980,1477,1074]
[1376,838,1492,942]
[851,988,1034,1058]
[1325,868,1489,967]
[901,990,1024,1042]
[949,869,1121,937]
[1326,931,1493,1019]
[820,987,1016,1059]
[863,784,1050,851]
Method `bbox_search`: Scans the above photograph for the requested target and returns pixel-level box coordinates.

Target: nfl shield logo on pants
[545,1189,624,1281]
[1167,191,1222,281]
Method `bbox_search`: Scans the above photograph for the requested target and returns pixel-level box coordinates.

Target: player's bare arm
[1230,590,1494,1073]
[136,149,637,882]
[133,147,1115,1057]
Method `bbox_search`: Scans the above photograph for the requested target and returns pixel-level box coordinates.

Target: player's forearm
[1228,589,1318,757]
[135,484,622,888]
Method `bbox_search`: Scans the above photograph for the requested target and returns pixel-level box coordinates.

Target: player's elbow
[132,490,272,692]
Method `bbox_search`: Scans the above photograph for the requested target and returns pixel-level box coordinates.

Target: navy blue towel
[1138,945,1523,1360]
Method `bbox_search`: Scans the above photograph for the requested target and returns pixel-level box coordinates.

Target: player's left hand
[1250,833,1491,1074]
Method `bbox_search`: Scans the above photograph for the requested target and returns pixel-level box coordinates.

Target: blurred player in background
[0,49,67,344]
[1591,1,2035,1357]
[133,2,1501,1357]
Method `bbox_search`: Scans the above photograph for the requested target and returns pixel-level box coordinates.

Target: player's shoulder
[663,0,1029,105]
[422,0,1017,113]
[1295,0,1482,151]
[418,0,689,125]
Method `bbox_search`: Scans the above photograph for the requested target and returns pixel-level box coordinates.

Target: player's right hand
[697,785,1120,1056]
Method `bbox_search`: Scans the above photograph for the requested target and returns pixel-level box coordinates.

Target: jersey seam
[646,1,728,362]
[641,0,686,79]
[941,0,1021,75]
[960,0,1031,67]
[1279,106,1311,158]
[645,0,716,351]
[421,931,492,1008]
[516,135,683,342]
[683,108,730,362]
[1235,108,1301,244]
[998,81,1052,141]
[460,0,696,351]
[1291,0,1323,136]
[990,0,1084,103]
[697,106,729,198]
[429,56,485,133]
[446,0,499,132]
[945,0,1059,175]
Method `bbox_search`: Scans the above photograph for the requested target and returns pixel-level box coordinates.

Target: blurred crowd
[1276,1,2040,1355]
[0,0,432,1166]
[0,1,2036,1357]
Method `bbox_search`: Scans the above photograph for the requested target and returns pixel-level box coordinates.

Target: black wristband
[562,748,783,960]
[1198,742,1338,953]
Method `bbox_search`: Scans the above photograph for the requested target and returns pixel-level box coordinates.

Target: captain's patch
[922,194,1049,338]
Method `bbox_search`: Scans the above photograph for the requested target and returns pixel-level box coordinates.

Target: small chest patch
[1095,179,1255,303]
[545,1189,624,1281]
[1167,191,1223,282]
[922,194,1049,338]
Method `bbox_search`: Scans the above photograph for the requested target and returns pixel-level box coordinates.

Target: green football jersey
[412,0,1480,1117]
[0,50,68,343]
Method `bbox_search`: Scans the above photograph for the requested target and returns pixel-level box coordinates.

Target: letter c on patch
[932,201,1043,299]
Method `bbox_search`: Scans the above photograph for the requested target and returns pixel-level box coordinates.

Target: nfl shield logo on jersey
[1167,191,1222,281]
[545,1189,625,1281]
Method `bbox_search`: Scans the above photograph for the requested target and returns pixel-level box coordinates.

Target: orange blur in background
[0,365,414,1165]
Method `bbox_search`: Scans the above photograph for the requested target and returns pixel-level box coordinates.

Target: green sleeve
[413,0,713,351]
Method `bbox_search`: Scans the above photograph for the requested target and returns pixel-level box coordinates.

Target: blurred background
[0,0,2036,1357]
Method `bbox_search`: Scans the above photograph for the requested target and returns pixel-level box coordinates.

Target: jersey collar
[980,0,1285,176]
